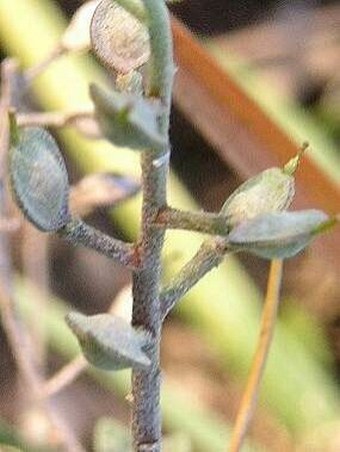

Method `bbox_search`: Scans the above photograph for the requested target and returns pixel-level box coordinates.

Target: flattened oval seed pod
[221,168,295,227]
[220,150,306,227]
[227,210,329,259]
[9,127,70,232]
[90,0,150,74]
[66,312,151,371]
[90,83,165,150]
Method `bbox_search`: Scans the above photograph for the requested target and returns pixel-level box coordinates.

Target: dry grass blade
[230,259,283,452]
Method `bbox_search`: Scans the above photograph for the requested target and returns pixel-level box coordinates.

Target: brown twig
[42,356,87,399]
[0,217,21,231]
[229,259,283,452]
[24,46,66,82]
[21,222,49,369]
[17,110,94,128]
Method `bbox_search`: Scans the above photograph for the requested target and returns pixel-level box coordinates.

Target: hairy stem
[131,153,166,452]
[59,217,138,269]
[130,1,173,450]
[230,259,283,452]
[156,206,231,236]
[115,0,147,23]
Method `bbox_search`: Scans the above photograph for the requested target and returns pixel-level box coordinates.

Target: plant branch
[229,259,283,452]
[0,59,19,286]
[21,222,49,370]
[0,217,21,231]
[160,238,230,321]
[156,206,231,236]
[129,1,174,450]
[114,0,147,23]
[42,356,87,398]
[142,3,174,118]
[0,60,40,388]
[1,58,84,452]
[24,46,66,82]
[59,217,139,269]
[16,110,94,128]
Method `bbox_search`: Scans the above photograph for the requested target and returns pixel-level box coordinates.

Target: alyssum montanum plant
[8,0,338,450]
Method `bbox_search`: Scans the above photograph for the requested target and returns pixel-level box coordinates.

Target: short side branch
[156,206,231,236]
[59,218,138,269]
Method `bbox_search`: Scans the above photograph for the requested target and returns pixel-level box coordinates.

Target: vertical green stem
[130,1,173,450]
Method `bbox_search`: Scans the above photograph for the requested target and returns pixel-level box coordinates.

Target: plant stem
[115,0,147,23]
[160,238,230,321]
[59,217,138,269]
[129,0,173,450]
[229,259,283,452]
[156,206,231,236]
[131,153,165,452]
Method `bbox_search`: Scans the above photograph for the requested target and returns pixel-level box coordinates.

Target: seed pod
[221,150,306,227]
[9,126,70,232]
[90,83,165,150]
[90,0,150,74]
[66,312,151,371]
[227,209,330,259]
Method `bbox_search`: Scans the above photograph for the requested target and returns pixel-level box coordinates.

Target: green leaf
[90,0,150,74]
[227,210,330,259]
[65,312,151,371]
[9,126,70,232]
[220,151,306,227]
[90,83,166,150]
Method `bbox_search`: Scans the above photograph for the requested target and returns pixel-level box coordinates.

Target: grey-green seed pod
[221,147,306,227]
[90,83,165,150]
[227,209,330,260]
[9,124,70,232]
[66,312,151,371]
